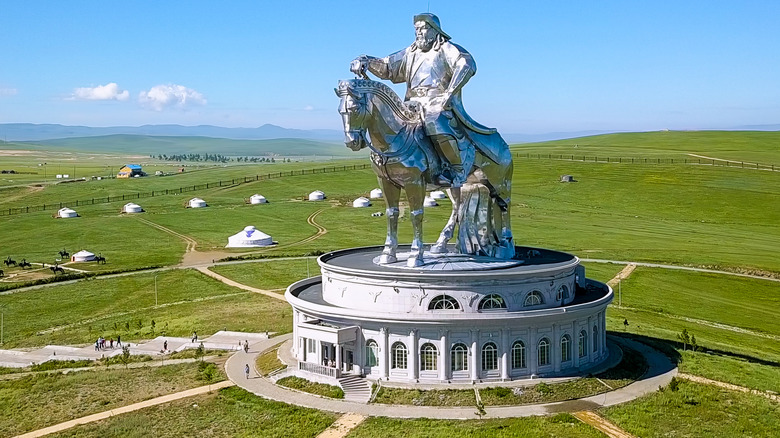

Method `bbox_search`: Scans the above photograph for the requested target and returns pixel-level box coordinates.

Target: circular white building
[57,207,78,218]
[122,202,143,213]
[309,190,326,201]
[369,188,383,199]
[352,197,371,208]
[71,250,95,262]
[226,226,273,248]
[188,198,207,208]
[423,197,438,207]
[250,194,268,204]
[286,246,612,383]
[430,190,447,200]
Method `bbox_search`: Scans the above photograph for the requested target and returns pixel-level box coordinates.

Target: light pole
[1,304,5,346]
[154,274,159,306]
[618,279,622,307]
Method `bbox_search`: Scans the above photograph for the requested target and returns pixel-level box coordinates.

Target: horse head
[335,80,371,151]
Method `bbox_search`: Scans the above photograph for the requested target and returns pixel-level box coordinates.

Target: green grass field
[0,269,291,348]
[2,130,780,436]
[50,386,338,438]
[0,362,224,437]
[601,379,780,438]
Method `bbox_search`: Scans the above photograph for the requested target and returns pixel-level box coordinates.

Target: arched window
[556,285,569,302]
[579,330,587,358]
[478,294,507,310]
[428,295,460,310]
[511,340,526,369]
[451,343,468,372]
[391,342,407,369]
[365,340,379,367]
[538,338,550,366]
[561,334,571,362]
[592,326,598,352]
[420,343,438,371]
[482,342,498,371]
[524,291,544,307]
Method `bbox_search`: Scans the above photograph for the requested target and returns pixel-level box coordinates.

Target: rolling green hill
[11,135,357,157]
[512,130,780,164]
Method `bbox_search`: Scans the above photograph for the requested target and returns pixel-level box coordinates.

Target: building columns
[380,327,389,379]
[409,329,419,381]
[500,328,510,380]
[439,330,448,381]
[528,327,538,376]
[470,329,479,381]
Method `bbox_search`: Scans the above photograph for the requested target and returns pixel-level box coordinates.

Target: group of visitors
[240,339,250,353]
[94,335,122,351]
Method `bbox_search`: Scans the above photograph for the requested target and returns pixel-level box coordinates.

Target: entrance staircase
[338,375,372,403]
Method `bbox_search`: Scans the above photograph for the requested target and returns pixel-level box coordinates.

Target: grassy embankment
[0,361,225,437]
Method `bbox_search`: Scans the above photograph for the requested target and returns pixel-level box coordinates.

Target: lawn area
[480,344,646,406]
[0,362,224,437]
[373,387,476,407]
[277,376,344,399]
[601,379,780,437]
[606,268,780,363]
[0,269,292,348]
[347,414,606,438]
[209,258,314,292]
[581,261,625,283]
[677,350,780,394]
[256,346,287,376]
[50,386,339,438]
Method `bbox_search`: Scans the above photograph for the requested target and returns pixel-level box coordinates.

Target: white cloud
[0,88,18,96]
[138,84,206,111]
[70,82,129,101]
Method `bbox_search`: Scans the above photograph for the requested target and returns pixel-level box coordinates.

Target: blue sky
[1,1,778,133]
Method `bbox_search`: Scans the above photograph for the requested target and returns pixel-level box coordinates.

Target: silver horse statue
[336,79,514,267]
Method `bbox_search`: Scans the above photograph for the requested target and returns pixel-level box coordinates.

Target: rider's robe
[369,41,507,166]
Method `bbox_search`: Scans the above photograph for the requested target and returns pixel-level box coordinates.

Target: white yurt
[71,250,95,262]
[308,190,325,201]
[56,207,78,218]
[122,202,143,213]
[430,190,447,200]
[369,188,383,199]
[226,226,273,248]
[249,194,268,204]
[352,197,371,208]
[188,198,207,208]
[423,196,439,207]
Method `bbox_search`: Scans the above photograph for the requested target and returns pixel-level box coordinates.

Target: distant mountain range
[0,123,776,147]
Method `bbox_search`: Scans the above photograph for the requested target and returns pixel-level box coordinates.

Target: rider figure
[351,13,477,188]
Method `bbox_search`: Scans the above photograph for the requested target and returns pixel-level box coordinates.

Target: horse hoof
[379,254,397,264]
[407,257,424,268]
[430,243,448,254]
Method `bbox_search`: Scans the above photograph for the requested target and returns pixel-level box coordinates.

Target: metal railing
[298,361,341,378]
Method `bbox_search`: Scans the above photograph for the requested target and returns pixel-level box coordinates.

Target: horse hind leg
[378,179,401,264]
[431,187,460,254]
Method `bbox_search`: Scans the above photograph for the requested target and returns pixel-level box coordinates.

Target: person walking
[117,335,122,348]
[244,363,250,379]
[163,340,168,352]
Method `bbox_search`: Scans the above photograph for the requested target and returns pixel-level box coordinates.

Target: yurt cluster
[51,188,447,251]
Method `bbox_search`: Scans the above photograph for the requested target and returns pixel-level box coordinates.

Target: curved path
[582,258,780,282]
[225,334,677,419]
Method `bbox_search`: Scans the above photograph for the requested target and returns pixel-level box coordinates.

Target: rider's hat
[413,13,450,40]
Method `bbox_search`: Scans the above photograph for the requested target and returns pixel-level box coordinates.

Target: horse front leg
[405,181,426,267]
[431,187,460,254]
[378,179,401,264]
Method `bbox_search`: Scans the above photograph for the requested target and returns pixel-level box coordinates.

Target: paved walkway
[678,373,780,402]
[226,335,677,419]
[315,413,367,438]
[196,267,286,301]
[572,410,636,438]
[14,380,235,438]
[0,330,269,369]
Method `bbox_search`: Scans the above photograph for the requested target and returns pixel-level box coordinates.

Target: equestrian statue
[338,13,514,267]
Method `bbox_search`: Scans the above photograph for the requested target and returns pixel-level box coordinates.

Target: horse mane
[337,79,419,123]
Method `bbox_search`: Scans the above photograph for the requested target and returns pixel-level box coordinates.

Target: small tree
[119,345,131,369]
[690,334,698,352]
[677,329,691,351]
[200,362,218,392]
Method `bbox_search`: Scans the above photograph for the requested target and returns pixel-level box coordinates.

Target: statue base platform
[285,245,613,383]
